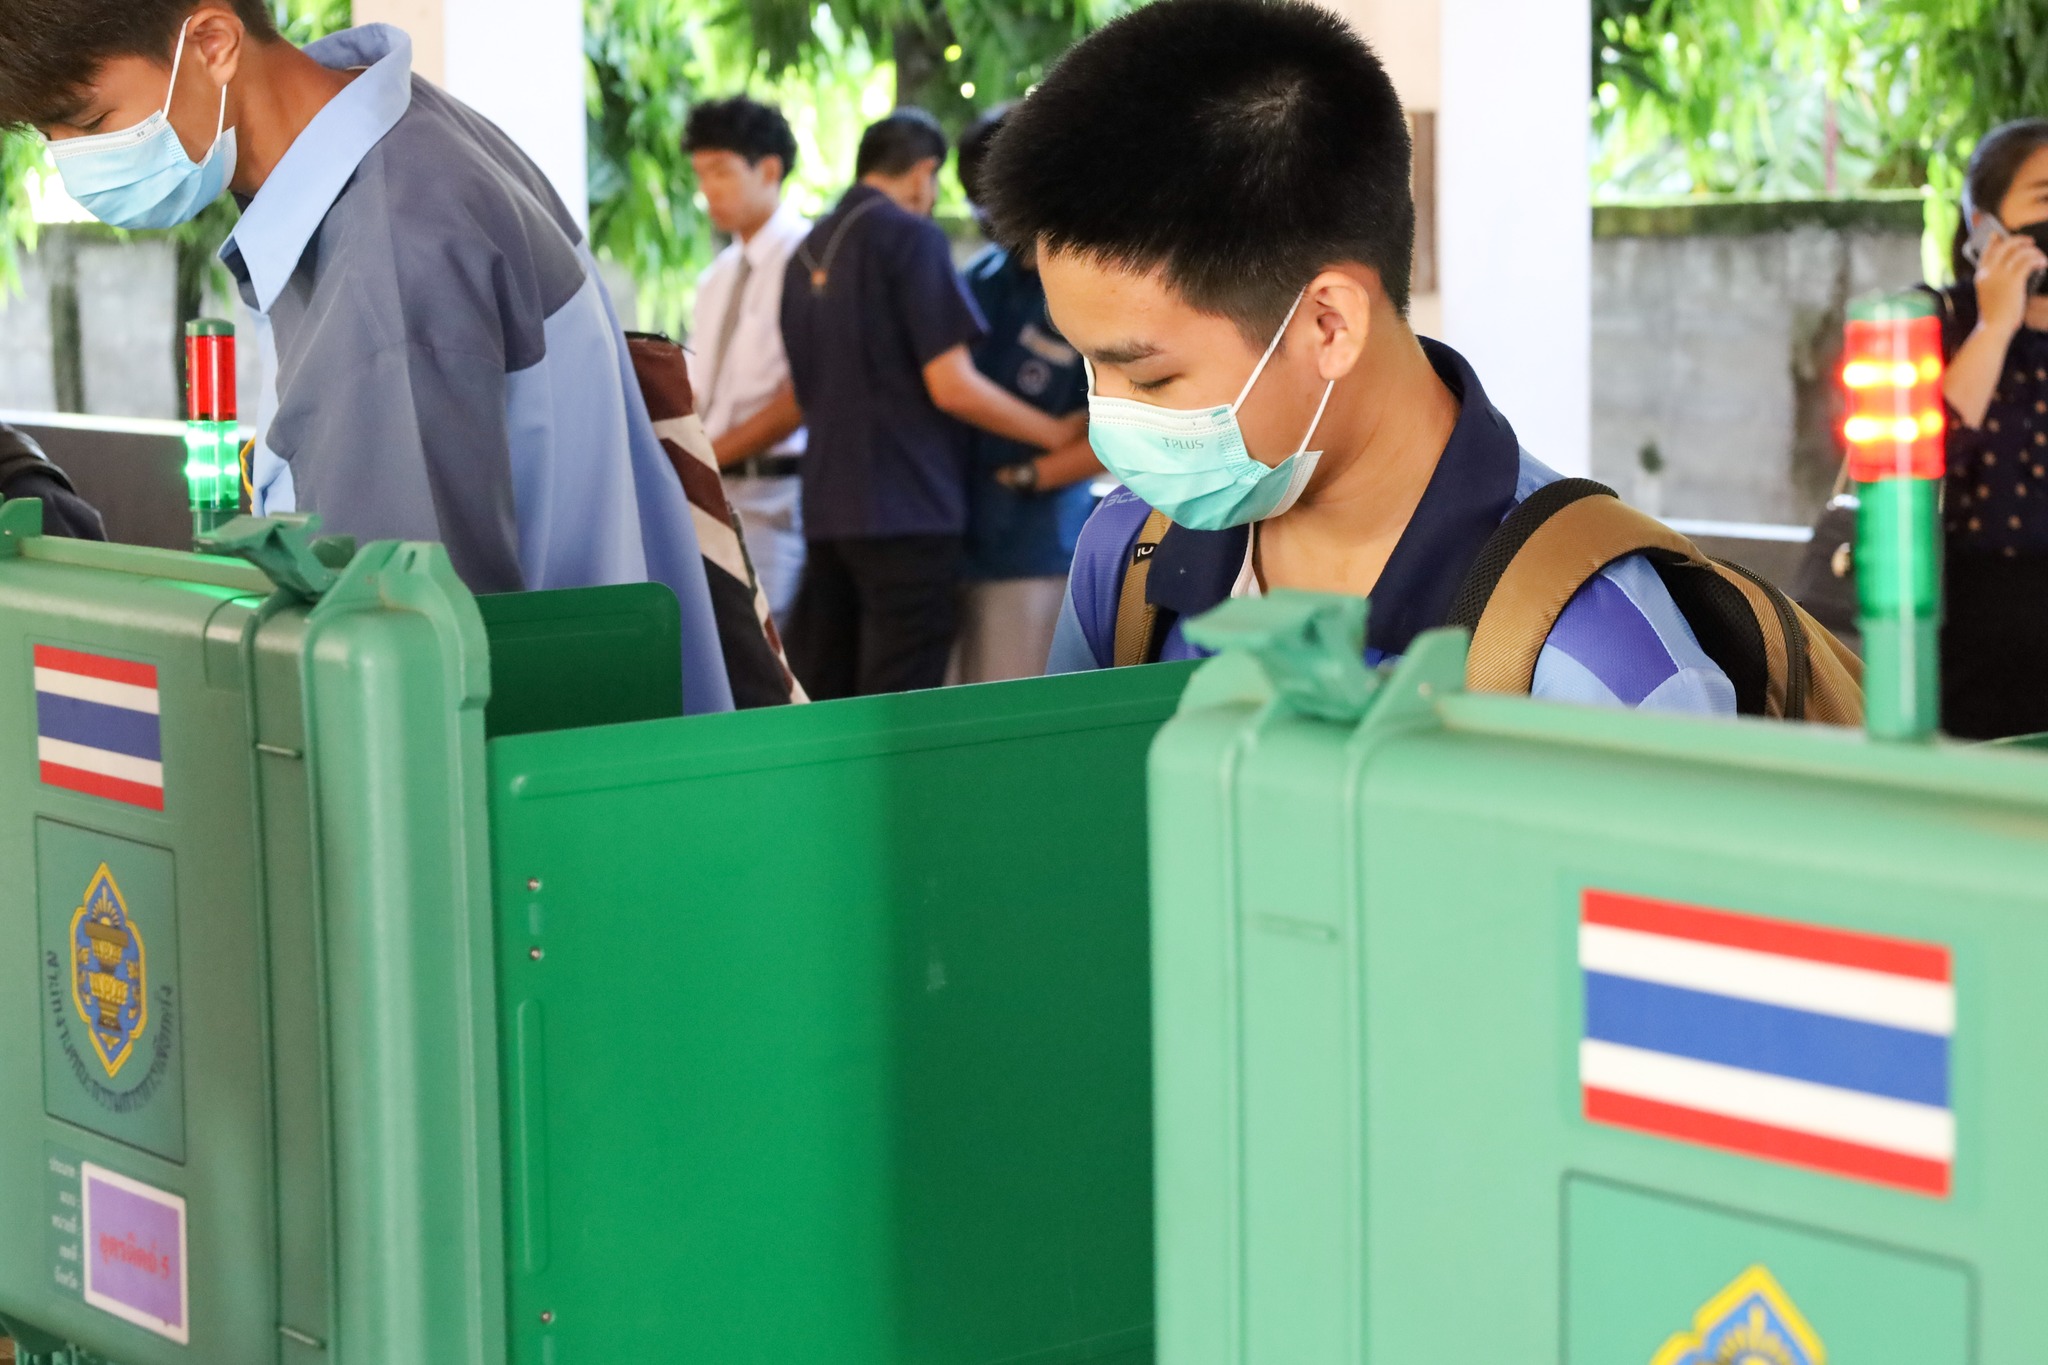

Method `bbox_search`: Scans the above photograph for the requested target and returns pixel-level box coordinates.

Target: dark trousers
[786,535,964,699]
[1942,551,2048,740]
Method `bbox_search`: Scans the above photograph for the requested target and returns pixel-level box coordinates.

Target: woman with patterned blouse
[1940,119,2048,739]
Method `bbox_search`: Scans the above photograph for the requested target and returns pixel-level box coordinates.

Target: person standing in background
[1,5,733,712]
[952,106,1102,682]
[684,96,810,624]
[1937,119,2048,739]
[779,108,1085,698]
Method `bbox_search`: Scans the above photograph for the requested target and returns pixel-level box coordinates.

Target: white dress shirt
[686,200,811,458]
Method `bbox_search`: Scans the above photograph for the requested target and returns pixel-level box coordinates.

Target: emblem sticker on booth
[1651,1265,1823,1365]
[33,645,165,811]
[80,1162,189,1345]
[38,820,187,1162]
[1577,889,1954,1196]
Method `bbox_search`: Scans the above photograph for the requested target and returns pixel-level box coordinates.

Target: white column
[1439,0,1591,473]
[1317,0,1443,338]
[352,0,588,230]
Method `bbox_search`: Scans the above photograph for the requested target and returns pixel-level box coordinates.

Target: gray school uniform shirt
[222,23,732,713]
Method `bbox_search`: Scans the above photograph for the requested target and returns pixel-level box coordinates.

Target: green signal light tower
[1842,291,1946,741]
[183,318,241,544]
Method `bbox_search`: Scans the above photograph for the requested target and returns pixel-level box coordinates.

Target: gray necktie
[703,253,753,413]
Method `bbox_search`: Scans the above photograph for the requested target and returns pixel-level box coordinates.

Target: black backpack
[0,425,106,542]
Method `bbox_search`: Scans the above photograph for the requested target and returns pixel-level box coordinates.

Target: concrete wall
[0,233,178,419]
[1592,199,1926,525]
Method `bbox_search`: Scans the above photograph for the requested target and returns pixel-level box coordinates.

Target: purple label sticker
[81,1162,187,1344]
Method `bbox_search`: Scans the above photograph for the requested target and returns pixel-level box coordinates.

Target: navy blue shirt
[1049,340,1737,716]
[960,245,1095,580]
[780,185,987,539]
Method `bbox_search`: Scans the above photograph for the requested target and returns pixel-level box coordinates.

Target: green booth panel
[1150,592,2048,1365]
[487,663,1184,1364]
[0,502,1172,1365]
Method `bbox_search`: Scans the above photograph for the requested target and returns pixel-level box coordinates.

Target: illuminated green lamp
[183,318,240,543]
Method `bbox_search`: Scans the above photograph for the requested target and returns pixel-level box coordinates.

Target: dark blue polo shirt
[1048,340,1737,714]
[780,184,987,539]
[960,245,1095,580]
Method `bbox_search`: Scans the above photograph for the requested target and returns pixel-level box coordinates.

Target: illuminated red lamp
[1840,312,1943,483]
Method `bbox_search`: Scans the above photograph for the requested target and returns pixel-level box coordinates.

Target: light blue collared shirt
[222,25,732,713]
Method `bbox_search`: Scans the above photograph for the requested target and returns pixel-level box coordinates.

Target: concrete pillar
[352,0,588,229]
[1317,0,1590,475]
[1440,0,1591,474]
[1325,0,1443,339]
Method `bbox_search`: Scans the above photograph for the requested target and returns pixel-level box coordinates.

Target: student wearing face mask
[1,2,735,713]
[987,0,1735,714]
[1937,120,2048,740]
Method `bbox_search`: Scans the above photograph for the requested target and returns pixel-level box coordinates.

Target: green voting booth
[1148,592,2047,1364]
[0,504,1164,1364]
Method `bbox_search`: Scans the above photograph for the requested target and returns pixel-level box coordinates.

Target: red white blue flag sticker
[34,646,164,811]
[1579,889,1954,1197]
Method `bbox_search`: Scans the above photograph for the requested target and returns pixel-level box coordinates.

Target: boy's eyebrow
[34,91,96,128]
[1089,340,1163,365]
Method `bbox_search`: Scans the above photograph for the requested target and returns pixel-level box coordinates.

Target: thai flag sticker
[1579,889,1954,1197]
[34,646,165,812]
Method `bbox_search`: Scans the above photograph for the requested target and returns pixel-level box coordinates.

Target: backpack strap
[1113,509,1175,668]
[1449,479,1700,696]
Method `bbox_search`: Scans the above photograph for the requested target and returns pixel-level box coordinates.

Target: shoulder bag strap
[1113,509,1175,668]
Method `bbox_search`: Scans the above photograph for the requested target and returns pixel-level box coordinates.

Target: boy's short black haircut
[682,95,798,180]
[0,0,281,129]
[983,0,1415,338]
[856,107,948,180]
[956,102,1015,208]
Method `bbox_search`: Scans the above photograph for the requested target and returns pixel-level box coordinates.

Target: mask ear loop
[1295,377,1336,456]
[163,17,231,157]
[1231,288,1311,413]
[162,16,195,119]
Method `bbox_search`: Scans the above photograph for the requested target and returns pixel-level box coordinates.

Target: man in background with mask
[0,1,735,714]
[987,0,1734,714]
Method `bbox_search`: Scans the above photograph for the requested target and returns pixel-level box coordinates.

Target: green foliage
[0,0,1104,329]
[586,0,898,335]
[1594,0,2048,203]
[1592,0,1913,197]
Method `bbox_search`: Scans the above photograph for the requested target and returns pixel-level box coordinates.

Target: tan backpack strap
[1113,509,1174,669]
[1467,495,1698,694]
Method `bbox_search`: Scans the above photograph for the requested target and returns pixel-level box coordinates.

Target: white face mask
[47,17,237,232]
[1083,289,1335,531]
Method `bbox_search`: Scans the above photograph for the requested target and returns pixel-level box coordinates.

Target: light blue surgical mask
[48,18,237,232]
[1085,290,1335,531]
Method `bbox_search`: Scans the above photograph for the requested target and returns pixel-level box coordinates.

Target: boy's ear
[187,6,250,87]
[1304,266,1376,383]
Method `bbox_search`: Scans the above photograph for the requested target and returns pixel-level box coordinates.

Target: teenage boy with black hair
[684,95,810,622]
[0,1,734,712]
[779,108,1086,698]
[984,0,1734,712]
